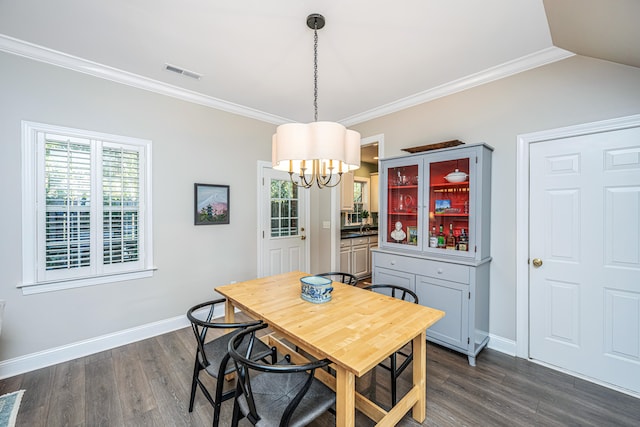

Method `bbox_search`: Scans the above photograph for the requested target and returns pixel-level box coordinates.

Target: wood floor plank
[112,344,156,421]
[84,353,124,426]
[14,366,54,427]
[46,358,85,427]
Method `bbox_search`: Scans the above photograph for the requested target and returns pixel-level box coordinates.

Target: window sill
[18,268,157,295]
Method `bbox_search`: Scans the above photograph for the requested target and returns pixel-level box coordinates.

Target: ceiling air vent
[164,63,202,80]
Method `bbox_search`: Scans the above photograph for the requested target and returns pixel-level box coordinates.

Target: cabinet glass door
[427,157,470,253]
[386,163,420,248]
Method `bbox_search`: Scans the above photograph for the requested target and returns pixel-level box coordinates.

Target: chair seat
[202,330,273,378]
[237,369,336,427]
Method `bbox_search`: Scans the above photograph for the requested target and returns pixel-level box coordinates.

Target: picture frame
[435,199,451,213]
[407,226,418,245]
[194,183,229,225]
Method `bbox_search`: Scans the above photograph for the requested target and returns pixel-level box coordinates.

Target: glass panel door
[427,158,470,252]
[386,164,420,248]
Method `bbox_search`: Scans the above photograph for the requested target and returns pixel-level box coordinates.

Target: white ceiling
[0,1,637,126]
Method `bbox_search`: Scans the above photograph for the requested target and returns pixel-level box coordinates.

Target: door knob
[532,258,543,268]
[300,235,306,240]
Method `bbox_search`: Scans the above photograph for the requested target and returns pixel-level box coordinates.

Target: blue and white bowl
[300,276,333,304]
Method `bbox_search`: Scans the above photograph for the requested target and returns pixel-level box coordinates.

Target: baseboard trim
[0,315,190,379]
[487,334,517,356]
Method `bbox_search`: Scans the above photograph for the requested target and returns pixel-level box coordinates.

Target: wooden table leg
[412,331,427,422]
[335,366,356,427]
[224,299,235,323]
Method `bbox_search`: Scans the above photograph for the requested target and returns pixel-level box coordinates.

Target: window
[270,179,299,237]
[21,121,153,294]
[346,178,369,225]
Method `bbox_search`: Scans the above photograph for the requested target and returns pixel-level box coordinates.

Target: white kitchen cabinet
[339,240,351,273]
[340,234,377,279]
[372,143,492,365]
[351,239,369,277]
[370,172,379,213]
[340,172,354,211]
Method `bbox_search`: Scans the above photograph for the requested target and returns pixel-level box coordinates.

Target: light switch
[322,221,331,229]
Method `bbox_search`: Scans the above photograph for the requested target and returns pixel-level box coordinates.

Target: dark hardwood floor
[1,313,638,426]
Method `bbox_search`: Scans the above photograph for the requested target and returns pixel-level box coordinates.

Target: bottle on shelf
[457,228,468,251]
[429,226,438,248]
[437,225,446,248]
[446,223,457,250]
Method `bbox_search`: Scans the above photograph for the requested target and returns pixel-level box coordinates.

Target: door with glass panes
[260,165,308,276]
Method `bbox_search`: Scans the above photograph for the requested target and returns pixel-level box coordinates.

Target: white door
[529,126,640,394]
[259,165,309,276]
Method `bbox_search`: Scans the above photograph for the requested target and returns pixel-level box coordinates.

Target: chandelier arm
[317,173,342,188]
[290,172,314,189]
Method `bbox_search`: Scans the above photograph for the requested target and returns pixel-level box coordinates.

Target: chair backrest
[362,284,419,304]
[316,271,358,286]
[228,323,332,426]
[187,298,261,368]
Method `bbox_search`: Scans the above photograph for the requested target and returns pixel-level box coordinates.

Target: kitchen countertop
[341,229,379,239]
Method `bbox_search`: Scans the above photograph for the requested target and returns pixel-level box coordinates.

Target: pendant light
[272,13,361,189]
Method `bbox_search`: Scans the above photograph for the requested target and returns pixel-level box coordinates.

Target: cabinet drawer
[352,237,369,246]
[340,239,351,248]
[373,252,470,284]
[421,259,470,284]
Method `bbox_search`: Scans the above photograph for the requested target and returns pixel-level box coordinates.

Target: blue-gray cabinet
[372,143,492,365]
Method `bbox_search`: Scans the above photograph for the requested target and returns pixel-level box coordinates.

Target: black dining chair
[228,323,336,427]
[316,271,358,286]
[187,299,277,427]
[362,284,419,406]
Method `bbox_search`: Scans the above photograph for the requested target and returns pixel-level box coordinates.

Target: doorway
[516,114,640,396]
[330,134,384,271]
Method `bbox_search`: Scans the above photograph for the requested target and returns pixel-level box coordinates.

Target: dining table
[215,271,445,427]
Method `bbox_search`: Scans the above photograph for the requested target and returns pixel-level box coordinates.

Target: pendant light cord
[313,21,319,122]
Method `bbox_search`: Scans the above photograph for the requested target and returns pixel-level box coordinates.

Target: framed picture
[435,199,451,213]
[407,226,418,245]
[194,183,229,225]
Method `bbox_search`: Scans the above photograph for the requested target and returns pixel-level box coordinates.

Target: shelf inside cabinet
[434,213,468,217]
[389,185,419,190]
[431,182,468,189]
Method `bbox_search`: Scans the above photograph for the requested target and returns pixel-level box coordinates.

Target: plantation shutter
[102,145,141,266]
[44,135,92,274]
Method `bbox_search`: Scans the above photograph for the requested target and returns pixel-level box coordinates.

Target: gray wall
[351,55,640,341]
[0,52,277,360]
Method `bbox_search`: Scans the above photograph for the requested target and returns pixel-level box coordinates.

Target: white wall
[0,52,276,362]
[351,55,640,342]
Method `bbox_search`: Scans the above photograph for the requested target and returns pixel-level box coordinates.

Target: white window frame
[346,177,370,225]
[21,121,154,295]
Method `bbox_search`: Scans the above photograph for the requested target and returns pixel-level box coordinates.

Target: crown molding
[0,34,289,125]
[340,46,575,127]
[1,34,573,127]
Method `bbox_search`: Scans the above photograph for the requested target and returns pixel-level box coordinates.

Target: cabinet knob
[437,268,443,274]
[390,260,396,265]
